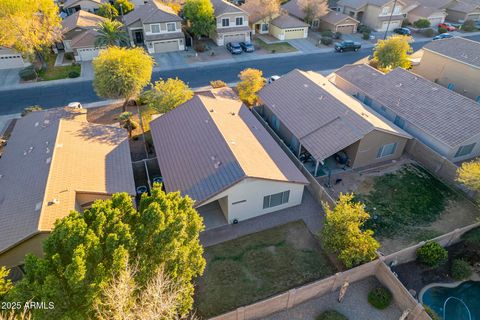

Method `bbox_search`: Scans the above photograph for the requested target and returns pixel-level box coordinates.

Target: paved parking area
[0,68,21,87]
[153,51,189,70]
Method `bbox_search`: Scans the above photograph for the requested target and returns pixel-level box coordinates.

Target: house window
[312,19,320,28]
[236,17,243,26]
[263,191,290,209]
[377,142,397,158]
[363,95,372,106]
[151,24,161,34]
[393,6,401,14]
[261,23,269,32]
[222,18,230,27]
[455,143,476,158]
[166,22,176,32]
[394,115,405,128]
[447,83,455,90]
[381,6,389,15]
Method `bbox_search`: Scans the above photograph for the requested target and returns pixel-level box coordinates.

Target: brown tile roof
[334,64,480,148]
[271,14,309,28]
[320,11,359,24]
[0,108,135,255]
[447,0,480,13]
[61,10,106,34]
[258,69,410,162]
[123,0,182,26]
[150,87,308,206]
[337,0,405,9]
[408,5,445,17]
[211,0,247,16]
[423,37,480,68]
[70,29,99,48]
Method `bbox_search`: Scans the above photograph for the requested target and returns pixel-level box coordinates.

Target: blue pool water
[422,281,480,320]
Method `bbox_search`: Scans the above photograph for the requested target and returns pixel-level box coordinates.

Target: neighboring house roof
[337,0,405,9]
[258,69,411,162]
[448,0,480,13]
[320,11,360,24]
[211,0,247,16]
[123,0,182,26]
[0,108,135,255]
[408,5,445,17]
[63,0,103,9]
[150,87,308,206]
[70,29,99,48]
[334,64,480,148]
[61,10,106,34]
[271,14,309,28]
[423,37,480,68]
[282,0,307,20]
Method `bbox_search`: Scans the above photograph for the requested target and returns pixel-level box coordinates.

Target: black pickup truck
[334,40,361,52]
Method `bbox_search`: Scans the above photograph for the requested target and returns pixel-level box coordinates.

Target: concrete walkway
[0,68,21,87]
[200,190,324,248]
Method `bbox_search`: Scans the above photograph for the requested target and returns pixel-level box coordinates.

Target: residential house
[336,0,406,31]
[123,0,185,54]
[245,7,309,39]
[413,37,480,101]
[0,47,26,70]
[63,0,104,15]
[258,69,411,177]
[402,0,447,25]
[150,87,308,225]
[211,0,251,45]
[60,10,107,61]
[282,0,359,33]
[333,64,480,162]
[444,0,480,22]
[0,108,135,269]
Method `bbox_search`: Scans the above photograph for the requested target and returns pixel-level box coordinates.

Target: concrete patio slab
[197,201,228,230]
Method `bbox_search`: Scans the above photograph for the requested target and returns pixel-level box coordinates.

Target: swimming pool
[421,281,480,320]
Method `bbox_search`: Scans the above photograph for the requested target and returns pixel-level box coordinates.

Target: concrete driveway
[0,68,21,88]
[288,39,320,53]
[153,51,188,70]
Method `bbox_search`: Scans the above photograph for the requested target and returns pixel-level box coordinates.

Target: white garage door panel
[223,33,246,44]
[78,48,100,61]
[153,40,180,53]
[0,55,25,70]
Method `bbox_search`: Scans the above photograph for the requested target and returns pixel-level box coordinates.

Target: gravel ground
[262,277,403,320]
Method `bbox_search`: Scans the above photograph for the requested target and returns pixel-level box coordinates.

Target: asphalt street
[1,35,479,115]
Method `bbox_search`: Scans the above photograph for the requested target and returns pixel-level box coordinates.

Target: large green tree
[237,68,265,107]
[457,159,480,191]
[322,193,380,268]
[0,0,62,61]
[372,35,413,72]
[183,0,216,38]
[93,47,154,112]
[144,78,194,113]
[95,20,129,47]
[8,187,205,319]
[0,267,12,300]
[113,0,134,15]
[97,3,119,20]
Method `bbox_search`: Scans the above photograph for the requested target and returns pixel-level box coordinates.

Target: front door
[133,31,144,46]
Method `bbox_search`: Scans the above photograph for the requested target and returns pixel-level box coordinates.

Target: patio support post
[314,160,319,177]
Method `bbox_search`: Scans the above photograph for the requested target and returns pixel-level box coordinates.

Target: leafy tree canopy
[0,0,62,57]
[95,20,129,47]
[0,267,12,299]
[457,159,480,191]
[242,0,281,22]
[144,78,194,113]
[183,0,216,37]
[113,0,134,15]
[8,187,205,319]
[237,68,265,107]
[97,3,119,19]
[93,47,154,111]
[322,193,380,268]
[372,35,412,72]
[298,0,328,25]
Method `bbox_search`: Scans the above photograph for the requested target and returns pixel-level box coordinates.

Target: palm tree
[95,20,129,47]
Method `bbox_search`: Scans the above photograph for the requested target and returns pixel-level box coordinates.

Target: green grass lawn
[195,221,336,318]
[38,52,81,81]
[254,38,298,53]
[356,164,456,238]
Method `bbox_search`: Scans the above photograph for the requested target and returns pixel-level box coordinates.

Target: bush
[194,42,207,52]
[64,52,74,60]
[402,19,411,27]
[68,70,80,78]
[316,310,348,320]
[368,287,392,310]
[321,30,333,37]
[321,37,333,45]
[416,241,448,268]
[414,19,431,28]
[424,305,440,320]
[21,105,43,117]
[362,30,371,40]
[462,20,476,32]
[451,259,472,280]
[422,28,435,37]
[357,24,371,33]
[333,32,342,39]
[438,26,447,34]
[210,80,227,88]
[462,227,480,248]
[18,66,37,81]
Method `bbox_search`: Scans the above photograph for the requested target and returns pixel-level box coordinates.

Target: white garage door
[77,48,100,61]
[336,24,355,34]
[0,54,25,70]
[429,17,444,26]
[153,40,180,53]
[223,33,246,44]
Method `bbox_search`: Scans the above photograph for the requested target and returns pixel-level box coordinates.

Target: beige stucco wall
[216,12,249,29]
[0,233,49,268]
[413,50,480,100]
[269,24,284,40]
[66,0,100,12]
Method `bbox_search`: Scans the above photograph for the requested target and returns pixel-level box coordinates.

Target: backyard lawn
[254,38,298,53]
[38,52,81,81]
[355,164,480,253]
[195,220,336,318]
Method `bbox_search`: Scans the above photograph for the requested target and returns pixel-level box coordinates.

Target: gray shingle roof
[258,69,410,161]
[423,37,480,68]
[271,14,309,28]
[150,88,308,206]
[211,0,246,16]
[334,64,480,148]
[123,0,182,26]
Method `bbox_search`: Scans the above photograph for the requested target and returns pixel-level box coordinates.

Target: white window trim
[166,22,177,32]
[150,23,161,34]
[377,142,397,158]
[235,16,244,26]
[221,18,230,27]
[455,143,476,158]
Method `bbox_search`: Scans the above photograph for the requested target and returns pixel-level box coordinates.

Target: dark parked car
[393,27,411,35]
[226,42,242,54]
[334,40,361,52]
[433,33,453,40]
[239,42,255,52]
